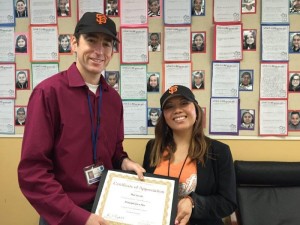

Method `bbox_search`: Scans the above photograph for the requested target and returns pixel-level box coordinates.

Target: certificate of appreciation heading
[92,170,178,225]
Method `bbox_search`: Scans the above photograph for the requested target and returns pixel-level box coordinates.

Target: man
[15,71,28,89]
[18,12,145,225]
[147,108,160,127]
[15,107,26,125]
[290,0,300,13]
[288,111,300,130]
[192,0,204,16]
[239,71,253,91]
[106,72,119,91]
[106,0,118,16]
[290,33,300,52]
[192,71,204,89]
[148,33,161,52]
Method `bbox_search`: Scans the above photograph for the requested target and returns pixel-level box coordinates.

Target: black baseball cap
[160,85,198,109]
[74,12,119,42]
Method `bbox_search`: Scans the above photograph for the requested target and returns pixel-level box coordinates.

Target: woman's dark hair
[240,111,254,124]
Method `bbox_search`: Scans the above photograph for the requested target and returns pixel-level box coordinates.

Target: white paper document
[32,63,59,88]
[120,65,147,100]
[215,24,242,61]
[164,0,191,24]
[0,99,14,134]
[121,28,148,64]
[164,26,191,62]
[120,0,147,25]
[0,0,14,25]
[210,98,239,135]
[29,0,56,24]
[211,62,240,98]
[260,63,288,99]
[261,0,289,24]
[164,63,192,91]
[261,25,289,61]
[0,27,15,62]
[123,101,147,135]
[213,0,241,23]
[259,100,288,136]
[31,26,59,62]
[78,0,104,20]
[0,64,16,99]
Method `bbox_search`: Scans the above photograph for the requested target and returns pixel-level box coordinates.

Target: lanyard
[87,86,102,164]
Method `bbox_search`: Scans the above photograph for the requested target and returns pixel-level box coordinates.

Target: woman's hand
[175,197,193,225]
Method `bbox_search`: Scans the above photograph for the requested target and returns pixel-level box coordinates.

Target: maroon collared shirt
[18,63,128,225]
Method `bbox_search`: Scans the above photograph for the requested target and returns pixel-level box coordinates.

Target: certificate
[92,170,178,225]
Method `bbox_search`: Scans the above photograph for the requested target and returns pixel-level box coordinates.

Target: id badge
[83,162,105,185]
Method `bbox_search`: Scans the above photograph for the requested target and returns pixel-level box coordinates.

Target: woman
[147,73,159,92]
[192,33,205,52]
[240,110,254,129]
[243,30,256,50]
[58,35,71,53]
[15,34,27,53]
[289,73,300,92]
[15,0,28,17]
[148,0,160,17]
[143,85,237,225]
[57,0,69,16]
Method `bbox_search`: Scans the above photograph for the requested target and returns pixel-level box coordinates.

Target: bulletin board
[3,0,300,138]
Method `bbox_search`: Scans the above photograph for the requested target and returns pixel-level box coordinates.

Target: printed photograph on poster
[147,108,161,127]
[14,0,28,18]
[289,32,300,53]
[239,109,255,130]
[191,0,205,16]
[58,34,72,54]
[242,0,256,14]
[57,0,71,17]
[15,33,29,54]
[105,71,120,92]
[288,72,300,92]
[147,72,160,92]
[191,70,205,90]
[239,70,253,91]
[191,32,206,53]
[243,29,256,51]
[288,110,300,131]
[16,69,30,90]
[148,0,161,17]
[106,0,119,16]
[148,32,161,52]
[15,106,27,126]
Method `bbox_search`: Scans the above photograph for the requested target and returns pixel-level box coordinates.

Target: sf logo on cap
[96,14,107,24]
[168,85,178,94]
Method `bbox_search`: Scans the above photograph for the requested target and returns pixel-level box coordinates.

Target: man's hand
[85,214,109,225]
[121,158,146,180]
